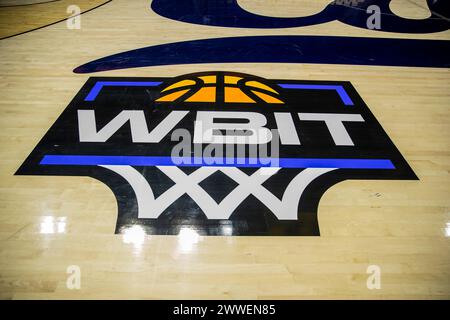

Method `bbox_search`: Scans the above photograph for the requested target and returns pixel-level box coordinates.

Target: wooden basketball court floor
[0,0,449,299]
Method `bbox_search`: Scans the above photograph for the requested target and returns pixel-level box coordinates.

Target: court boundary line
[0,0,62,8]
[0,0,113,40]
[336,1,450,21]
[405,0,450,21]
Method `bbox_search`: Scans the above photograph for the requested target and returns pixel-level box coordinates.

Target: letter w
[78,110,188,142]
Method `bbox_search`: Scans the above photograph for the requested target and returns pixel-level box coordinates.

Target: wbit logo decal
[16,72,417,236]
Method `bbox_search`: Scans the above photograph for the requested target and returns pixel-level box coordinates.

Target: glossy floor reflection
[40,216,67,234]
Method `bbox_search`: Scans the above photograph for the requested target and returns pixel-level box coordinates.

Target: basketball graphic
[156,71,284,104]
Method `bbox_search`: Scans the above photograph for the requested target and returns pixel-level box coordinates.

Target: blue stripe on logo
[40,155,395,169]
[85,81,162,101]
[84,80,354,105]
[278,84,353,106]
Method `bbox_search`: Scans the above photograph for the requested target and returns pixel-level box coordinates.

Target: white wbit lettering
[78,110,364,146]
